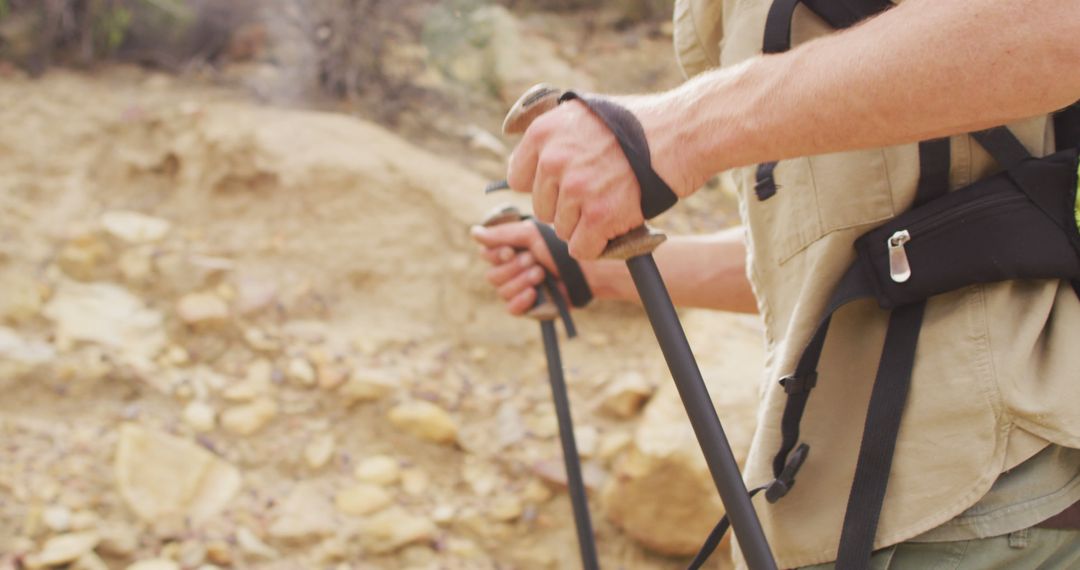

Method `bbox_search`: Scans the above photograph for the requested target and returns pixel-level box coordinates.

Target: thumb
[470,220,538,250]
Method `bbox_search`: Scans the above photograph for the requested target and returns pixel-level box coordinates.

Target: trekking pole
[481,206,600,570]
[499,85,777,570]
[601,228,777,570]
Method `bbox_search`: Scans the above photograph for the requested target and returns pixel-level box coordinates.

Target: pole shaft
[626,255,777,570]
[541,320,600,570]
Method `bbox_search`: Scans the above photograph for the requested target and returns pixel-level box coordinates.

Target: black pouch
[854,148,1080,309]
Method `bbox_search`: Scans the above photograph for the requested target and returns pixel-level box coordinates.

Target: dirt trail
[0,16,762,565]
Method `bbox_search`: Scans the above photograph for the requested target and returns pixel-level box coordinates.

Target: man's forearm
[583,228,758,313]
[645,0,1080,188]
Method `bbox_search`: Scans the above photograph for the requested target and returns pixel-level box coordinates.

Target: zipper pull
[888,230,912,283]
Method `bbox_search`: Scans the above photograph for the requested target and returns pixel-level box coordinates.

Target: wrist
[580,259,633,302]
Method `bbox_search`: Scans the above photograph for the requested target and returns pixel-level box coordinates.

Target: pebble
[220,398,278,435]
[42,505,72,532]
[304,434,335,469]
[242,327,280,352]
[235,527,278,560]
[234,277,278,316]
[387,401,458,445]
[521,479,554,504]
[431,504,456,525]
[335,483,393,516]
[352,455,400,485]
[287,357,316,387]
[118,248,154,283]
[599,371,655,418]
[401,468,429,496]
[205,539,235,565]
[176,292,229,326]
[359,507,436,554]
[72,553,109,570]
[574,425,599,458]
[598,431,633,461]
[126,560,180,570]
[100,210,171,244]
[268,483,336,540]
[316,363,349,390]
[339,369,397,403]
[182,401,217,432]
[97,524,138,557]
[488,495,524,522]
[36,531,100,566]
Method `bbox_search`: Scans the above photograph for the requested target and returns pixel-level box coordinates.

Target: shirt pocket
[752,149,896,265]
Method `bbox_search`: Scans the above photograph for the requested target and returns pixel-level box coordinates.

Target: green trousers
[800,528,1080,570]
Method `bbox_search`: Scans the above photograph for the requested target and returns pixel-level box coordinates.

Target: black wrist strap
[534,221,593,308]
[558,91,679,219]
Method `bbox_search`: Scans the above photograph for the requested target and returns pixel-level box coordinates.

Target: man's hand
[470,221,568,316]
[505,97,694,260]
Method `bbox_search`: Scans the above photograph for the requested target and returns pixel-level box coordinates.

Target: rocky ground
[0,6,763,570]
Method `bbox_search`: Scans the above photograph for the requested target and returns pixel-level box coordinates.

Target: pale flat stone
[338,368,396,403]
[126,560,180,570]
[176,292,229,325]
[235,527,278,560]
[598,371,654,418]
[335,483,393,516]
[387,401,457,444]
[36,532,100,566]
[43,281,165,359]
[352,455,399,485]
[114,423,240,523]
[359,507,436,554]
[182,401,216,432]
[286,358,316,387]
[303,434,335,469]
[220,398,278,435]
[268,483,336,540]
[100,210,171,244]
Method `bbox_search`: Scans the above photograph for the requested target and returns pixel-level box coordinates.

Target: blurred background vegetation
[0,0,673,106]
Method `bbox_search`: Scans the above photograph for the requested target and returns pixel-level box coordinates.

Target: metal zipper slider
[888,230,912,283]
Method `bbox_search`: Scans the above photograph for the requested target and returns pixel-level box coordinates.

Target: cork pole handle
[501,84,667,262]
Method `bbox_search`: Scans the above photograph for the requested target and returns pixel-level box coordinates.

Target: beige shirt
[673,1,1080,567]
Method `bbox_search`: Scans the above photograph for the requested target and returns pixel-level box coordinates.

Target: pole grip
[481,205,559,321]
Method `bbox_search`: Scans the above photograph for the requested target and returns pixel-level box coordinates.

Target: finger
[532,150,563,223]
[506,287,537,316]
[552,197,580,243]
[497,265,545,301]
[485,252,535,287]
[507,119,551,195]
[481,246,516,265]
[567,208,610,261]
[471,222,536,250]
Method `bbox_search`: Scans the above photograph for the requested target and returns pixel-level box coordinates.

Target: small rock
[118,248,154,284]
[223,359,273,402]
[72,552,109,570]
[235,527,278,560]
[352,455,400,485]
[220,398,278,435]
[182,401,216,432]
[599,371,655,418]
[97,524,138,557]
[42,505,71,532]
[532,458,607,491]
[575,425,599,459]
[126,560,180,570]
[304,434,335,469]
[316,363,348,390]
[234,277,278,316]
[57,232,112,281]
[388,401,457,445]
[44,281,165,360]
[359,507,435,554]
[286,358,316,387]
[203,540,233,565]
[488,495,523,522]
[115,423,240,523]
[176,292,229,326]
[521,479,553,504]
[339,369,396,403]
[431,504,456,525]
[0,272,44,323]
[100,210,171,244]
[401,469,429,496]
[335,483,393,516]
[36,532,100,566]
[242,327,280,353]
[598,431,633,461]
[268,483,336,540]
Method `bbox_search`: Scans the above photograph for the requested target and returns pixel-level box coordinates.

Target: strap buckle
[765,443,810,503]
[779,372,818,395]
